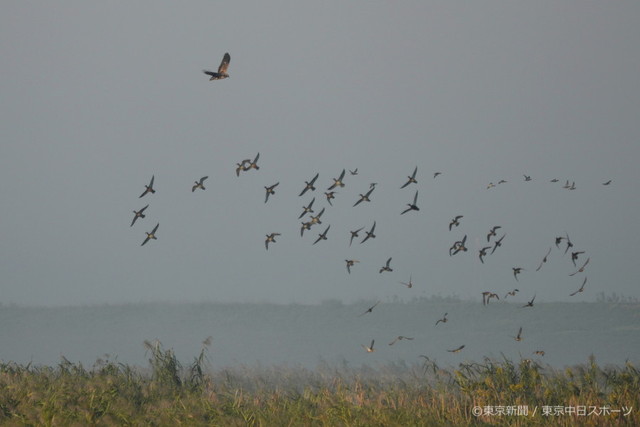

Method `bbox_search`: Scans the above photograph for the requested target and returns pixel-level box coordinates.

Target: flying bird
[192,176,208,192]
[447,345,465,353]
[328,169,346,190]
[139,175,156,198]
[388,336,414,346]
[570,277,588,296]
[523,175,532,181]
[349,168,358,175]
[345,259,359,274]
[236,159,250,176]
[490,234,506,255]
[362,340,375,353]
[309,207,325,225]
[360,221,377,244]
[130,204,149,227]
[349,227,364,246]
[435,313,448,326]
[482,291,500,305]
[536,247,553,271]
[353,187,375,207]
[449,215,463,231]
[602,180,612,185]
[298,197,315,219]
[400,166,418,189]
[401,190,419,214]
[399,275,413,288]
[571,251,585,267]
[433,172,442,179]
[513,327,524,341]
[203,52,230,80]
[358,302,380,317]
[564,233,574,254]
[505,289,519,298]
[141,223,159,246]
[512,267,524,281]
[569,257,590,276]
[247,153,260,171]
[451,235,468,256]
[522,294,536,308]
[478,246,492,264]
[487,226,502,242]
[533,350,546,357]
[264,182,279,203]
[265,232,281,250]
[299,173,319,197]
[300,221,312,237]
[312,225,330,245]
[324,191,337,206]
[379,257,393,274]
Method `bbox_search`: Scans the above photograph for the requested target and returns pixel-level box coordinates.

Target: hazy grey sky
[1,2,639,306]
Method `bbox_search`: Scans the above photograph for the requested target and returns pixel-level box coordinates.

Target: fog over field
[1,3,639,368]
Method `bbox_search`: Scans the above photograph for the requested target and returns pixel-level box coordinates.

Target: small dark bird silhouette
[571,251,585,267]
[349,168,358,175]
[141,223,159,246]
[490,234,506,255]
[401,190,419,214]
[265,232,281,250]
[235,159,250,177]
[569,257,590,276]
[564,233,574,254]
[482,291,500,305]
[313,225,330,245]
[388,336,414,346]
[487,226,502,242]
[449,215,463,231]
[512,267,524,281]
[192,176,208,192]
[451,235,468,256]
[349,227,364,246]
[400,166,418,189]
[264,182,279,203]
[535,247,552,271]
[533,350,546,357]
[555,236,565,249]
[570,277,588,296]
[130,204,149,227]
[447,345,465,353]
[513,327,524,341]
[435,313,448,325]
[433,172,442,179]
[247,153,260,171]
[328,169,346,190]
[309,207,325,225]
[360,221,377,244]
[359,302,380,317]
[522,294,536,308]
[523,175,532,181]
[353,187,375,207]
[203,52,230,80]
[324,191,337,206]
[300,221,312,237]
[299,173,319,197]
[602,180,612,185]
[345,259,359,274]
[478,246,492,264]
[379,257,393,274]
[139,175,156,198]
[505,289,519,298]
[298,197,315,219]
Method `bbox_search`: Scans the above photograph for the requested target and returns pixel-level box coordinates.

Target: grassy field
[0,340,638,426]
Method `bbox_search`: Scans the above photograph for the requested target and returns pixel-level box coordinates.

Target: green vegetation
[0,341,638,426]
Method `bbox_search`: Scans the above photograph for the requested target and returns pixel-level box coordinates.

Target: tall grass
[0,341,637,425]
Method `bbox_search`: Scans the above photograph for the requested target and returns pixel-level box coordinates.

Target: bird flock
[127,52,614,359]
